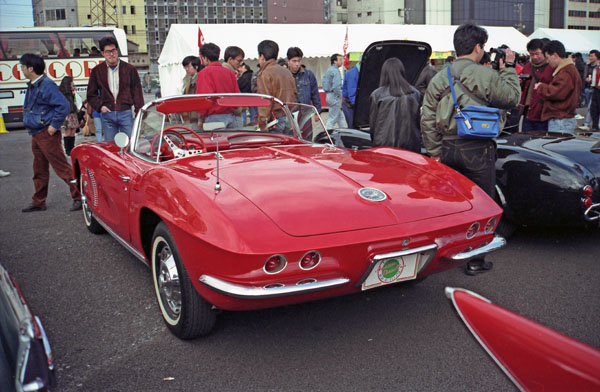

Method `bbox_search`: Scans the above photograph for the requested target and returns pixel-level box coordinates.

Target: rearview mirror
[114,132,129,156]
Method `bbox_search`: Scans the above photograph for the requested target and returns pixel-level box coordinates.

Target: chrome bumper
[198,275,350,299]
[442,235,506,263]
[584,202,600,224]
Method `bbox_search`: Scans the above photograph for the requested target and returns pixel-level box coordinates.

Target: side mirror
[114,132,129,156]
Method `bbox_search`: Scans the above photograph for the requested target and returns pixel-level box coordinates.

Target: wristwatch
[505,61,516,68]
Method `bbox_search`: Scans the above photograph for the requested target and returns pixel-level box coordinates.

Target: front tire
[151,222,216,339]
[80,172,105,234]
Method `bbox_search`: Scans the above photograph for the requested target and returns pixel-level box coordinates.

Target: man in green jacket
[421,23,520,275]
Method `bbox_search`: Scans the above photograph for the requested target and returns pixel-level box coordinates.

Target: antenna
[214,139,221,192]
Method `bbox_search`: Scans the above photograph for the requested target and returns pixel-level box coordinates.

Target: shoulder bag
[447,66,500,139]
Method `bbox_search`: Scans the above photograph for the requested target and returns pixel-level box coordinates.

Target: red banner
[198,26,205,52]
[343,26,349,69]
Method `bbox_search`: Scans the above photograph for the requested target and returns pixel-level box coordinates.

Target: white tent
[529,28,600,54]
[158,24,529,97]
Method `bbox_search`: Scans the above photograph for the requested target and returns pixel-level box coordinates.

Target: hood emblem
[358,188,387,202]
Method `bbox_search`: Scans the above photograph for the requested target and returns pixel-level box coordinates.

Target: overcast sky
[0,0,34,29]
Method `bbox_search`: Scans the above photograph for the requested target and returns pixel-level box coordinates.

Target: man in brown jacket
[534,40,582,133]
[256,40,297,132]
[87,36,144,141]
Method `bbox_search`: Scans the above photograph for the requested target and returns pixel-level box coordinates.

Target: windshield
[132,94,332,162]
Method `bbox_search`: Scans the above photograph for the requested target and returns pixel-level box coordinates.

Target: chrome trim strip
[199,275,350,299]
[94,215,148,267]
[355,244,438,288]
[445,287,524,391]
[298,250,322,271]
[584,202,600,222]
[443,236,506,263]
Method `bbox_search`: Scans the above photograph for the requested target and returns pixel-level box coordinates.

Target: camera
[489,47,506,70]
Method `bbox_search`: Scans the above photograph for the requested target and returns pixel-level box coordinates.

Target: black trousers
[441,138,497,198]
[590,88,600,130]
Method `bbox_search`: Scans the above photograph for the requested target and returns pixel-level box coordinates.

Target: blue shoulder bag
[447,67,500,139]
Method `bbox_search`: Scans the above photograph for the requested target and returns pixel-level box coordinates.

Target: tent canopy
[529,28,600,54]
[158,24,529,97]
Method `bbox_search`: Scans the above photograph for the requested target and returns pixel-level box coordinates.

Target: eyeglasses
[103,48,119,55]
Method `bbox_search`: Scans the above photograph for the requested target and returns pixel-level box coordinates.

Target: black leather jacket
[369,86,423,153]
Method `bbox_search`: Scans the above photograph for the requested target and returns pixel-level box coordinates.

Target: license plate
[361,253,420,291]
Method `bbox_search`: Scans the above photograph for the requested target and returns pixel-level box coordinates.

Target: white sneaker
[579,125,591,131]
[0,170,10,177]
[575,114,584,120]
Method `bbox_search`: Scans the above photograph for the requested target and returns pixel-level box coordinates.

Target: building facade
[145,0,268,64]
[267,0,329,23]
[564,0,600,30]
[33,0,79,27]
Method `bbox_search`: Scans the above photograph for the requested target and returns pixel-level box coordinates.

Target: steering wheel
[150,126,206,160]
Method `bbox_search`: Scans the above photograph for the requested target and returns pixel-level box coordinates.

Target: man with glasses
[519,39,555,132]
[421,23,520,276]
[87,36,144,141]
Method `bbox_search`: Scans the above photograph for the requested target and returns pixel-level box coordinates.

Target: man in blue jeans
[87,36,144,140]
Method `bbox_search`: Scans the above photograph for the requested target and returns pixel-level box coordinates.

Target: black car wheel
[80,172,105,234]
[151,222,216,339]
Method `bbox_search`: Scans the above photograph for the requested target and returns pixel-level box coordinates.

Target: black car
[322,40,600,236]
[0,263,56,392]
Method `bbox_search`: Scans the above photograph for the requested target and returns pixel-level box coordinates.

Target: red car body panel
[446,287,600,391]
[71,95,504,315]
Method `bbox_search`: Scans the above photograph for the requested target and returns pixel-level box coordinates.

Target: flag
[343,26,349,69]
[198,26,205,52]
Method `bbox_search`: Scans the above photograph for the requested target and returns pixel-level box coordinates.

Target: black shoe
[22,204,47,213]
[465,260,493,276]
[70,200,82,211]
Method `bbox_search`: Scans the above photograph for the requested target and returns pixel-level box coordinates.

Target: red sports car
[71,93,505,339]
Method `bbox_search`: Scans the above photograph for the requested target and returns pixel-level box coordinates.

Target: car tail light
[583,197,593,209]
[466,222,480,239]
[484,217,497,234]
[583,185,593,197]
[299,251,321,270]
[264,255,287,274]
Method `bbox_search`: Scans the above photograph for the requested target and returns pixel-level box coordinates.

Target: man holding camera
[534,40,582,134]
[519,39,555,132]
[421,23,520,275]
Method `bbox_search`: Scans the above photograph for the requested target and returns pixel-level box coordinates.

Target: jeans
[325,94,347,129]
[548,118,576,133]
[93,116,103,141]
[441,138,497,198]
[342,103,354,129]
[205,113,234,129]
[101,110,134,141]
[590,88,600,130]
[521,119,548,132]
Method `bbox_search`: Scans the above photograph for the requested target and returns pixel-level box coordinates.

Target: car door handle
[119,175,130,183]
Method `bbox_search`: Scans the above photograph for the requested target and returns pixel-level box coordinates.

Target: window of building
[122,6,126,14]
[283,15,287,21]
[590,11,600,18]
[398,8,401,17]
[591,0,600,3]
[357,12,361,17]
[568,10,586,17]
[568,25,586,29]
[367,11,371,16]
[589,26,600,29]
[568,0,586,2]
[123,25,128,34]
[45,9,66,21]
[283,1,286,6]
[132,25,136,34]
[131,6,135,14]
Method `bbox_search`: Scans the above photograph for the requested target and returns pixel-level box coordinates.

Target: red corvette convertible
[71,93,505,339]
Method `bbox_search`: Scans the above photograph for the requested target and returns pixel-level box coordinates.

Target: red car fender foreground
[446,287,600,391]
[71,94,506,339]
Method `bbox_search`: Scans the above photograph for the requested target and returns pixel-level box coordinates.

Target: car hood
[541,135,600,175]
[354,40,432,129]
[217,145,472,237]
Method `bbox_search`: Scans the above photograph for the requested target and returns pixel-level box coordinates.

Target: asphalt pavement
[0,126,599,391]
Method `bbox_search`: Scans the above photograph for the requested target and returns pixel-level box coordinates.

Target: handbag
[447,67,500,139]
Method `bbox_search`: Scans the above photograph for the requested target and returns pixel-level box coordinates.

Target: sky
[0,0,34,29]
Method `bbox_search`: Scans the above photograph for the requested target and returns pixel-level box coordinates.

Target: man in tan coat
[256,40,297,132]
[534,40,582,134]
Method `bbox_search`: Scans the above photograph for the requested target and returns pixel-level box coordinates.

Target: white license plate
[361,253,420,291]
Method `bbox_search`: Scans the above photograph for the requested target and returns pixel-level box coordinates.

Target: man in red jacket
[195,43,240,130]
[519,39,555,132]
[534,40,582,134]
[87,36,144,141]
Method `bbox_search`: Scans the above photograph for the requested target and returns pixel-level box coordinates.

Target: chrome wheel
[156,242,182,321]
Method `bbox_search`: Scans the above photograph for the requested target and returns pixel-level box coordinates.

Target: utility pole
[90,0,118,27]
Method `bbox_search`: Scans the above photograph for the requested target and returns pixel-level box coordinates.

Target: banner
[343,26,349,69]
[198,26,205,52]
